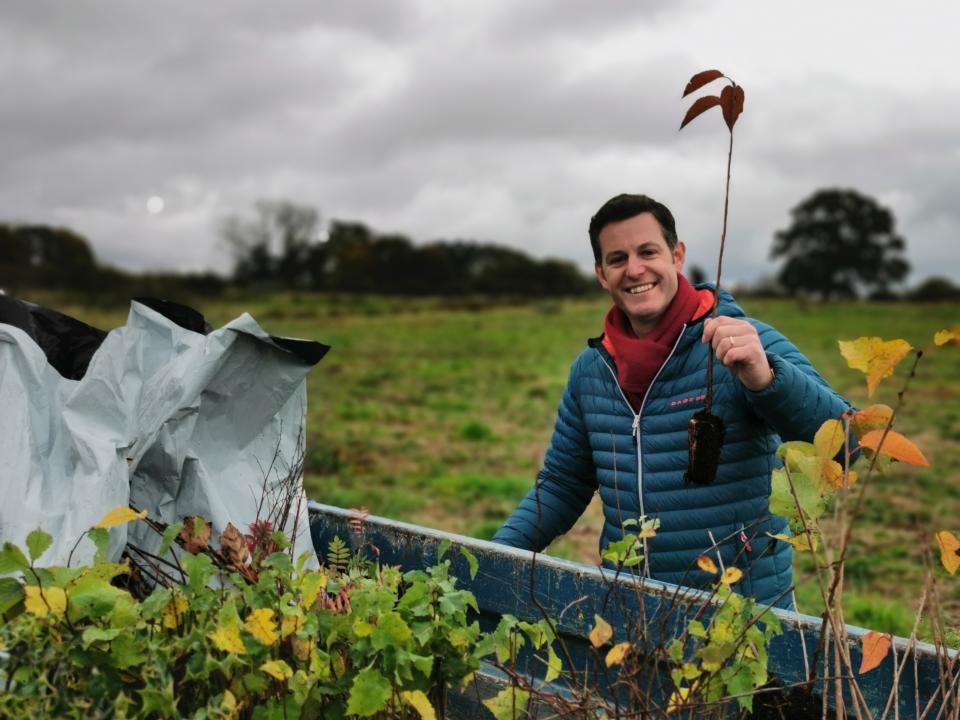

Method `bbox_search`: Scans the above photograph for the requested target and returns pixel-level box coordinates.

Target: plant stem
[705,114,734,415]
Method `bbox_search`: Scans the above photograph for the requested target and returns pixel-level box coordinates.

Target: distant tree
[908,276,960,303]
[771,188,910,299]
[0,224,98,292]
[221,200,321,288]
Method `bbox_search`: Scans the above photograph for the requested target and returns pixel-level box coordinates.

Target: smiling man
[493,193,850,608]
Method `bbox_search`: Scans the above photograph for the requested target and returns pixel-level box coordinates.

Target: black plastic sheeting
[0,295,330,380]
[0,295,107,380]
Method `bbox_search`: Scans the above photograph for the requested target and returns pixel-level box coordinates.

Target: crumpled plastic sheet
[0,298,328,569]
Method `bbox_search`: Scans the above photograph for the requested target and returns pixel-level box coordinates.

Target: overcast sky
[2,0,958,286]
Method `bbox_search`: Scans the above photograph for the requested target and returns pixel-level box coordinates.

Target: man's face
[594,212,686,338]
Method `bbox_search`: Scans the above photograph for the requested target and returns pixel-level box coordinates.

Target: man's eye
[607,256,626,265]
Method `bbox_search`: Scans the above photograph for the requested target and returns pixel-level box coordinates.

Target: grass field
[32,291,960,635]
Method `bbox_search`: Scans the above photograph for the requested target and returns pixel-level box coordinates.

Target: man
[493,194,849,608]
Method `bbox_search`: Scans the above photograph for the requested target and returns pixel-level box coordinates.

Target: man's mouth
[627,282,657,295]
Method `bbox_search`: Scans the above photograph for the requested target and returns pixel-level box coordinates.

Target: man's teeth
[628,283,655,294]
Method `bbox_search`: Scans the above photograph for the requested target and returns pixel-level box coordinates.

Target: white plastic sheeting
[0,300,325,568]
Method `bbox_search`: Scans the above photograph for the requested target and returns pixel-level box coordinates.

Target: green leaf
[270,530,291,550]
[459,546,479,580]
[347,666,392,717]
[181,551,215,591]
[67,577,130,621]
[0,542,29,575]
[0,577,25,616]
[158,521,184,557]
[82,627,122,646]
[139,681,177,718]
[26,529,53,562]
[545,644,562,683]
[437,539,451,560]
[482,686,530,720]
[372,611,413,651]
[87,528,110,562]
[688,620,708,639]
[769,467,825,523]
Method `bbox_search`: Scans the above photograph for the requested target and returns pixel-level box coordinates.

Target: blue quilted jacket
[493,289,850,607]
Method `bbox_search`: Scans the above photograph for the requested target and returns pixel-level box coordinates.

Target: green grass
[25,290,960,636]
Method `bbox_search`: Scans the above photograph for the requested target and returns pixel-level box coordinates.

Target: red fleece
[602,276,714,411]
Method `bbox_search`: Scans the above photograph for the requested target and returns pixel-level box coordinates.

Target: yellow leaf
[667,686,690,714]
[259,659,292,681]
[291,635,313,662]
[936,531,960,574]
[161,594,188,629]
[859,430,930,467]
[859,631,892,674]
[696,555,718,574]
[281,611,304,638]
[589,615,613,648]
[245,608,278,646]
[767,531,820,552]
[720,567,743,585]
[300,570,327,608]
[95,506,148,529]
[24,586,67,618]
[209,625,246,655]
[400,690,437,720]
[838,337,913,396]
[814,419,846,461]
[605,642,631,667]
[850,404,894,440]
[934,328,960,347]
[822,460,857,490]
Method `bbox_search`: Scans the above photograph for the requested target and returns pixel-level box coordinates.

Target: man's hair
[588,194,679,264]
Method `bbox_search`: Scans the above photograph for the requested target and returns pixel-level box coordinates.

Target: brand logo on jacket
[670,394,706,407]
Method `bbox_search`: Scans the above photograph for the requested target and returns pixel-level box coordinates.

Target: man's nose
[626,255,647,276]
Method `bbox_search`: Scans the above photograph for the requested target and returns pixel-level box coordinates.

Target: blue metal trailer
[309,501,953,719]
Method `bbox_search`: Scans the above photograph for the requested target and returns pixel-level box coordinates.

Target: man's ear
[594,263,610,290]
[673,240,686,271]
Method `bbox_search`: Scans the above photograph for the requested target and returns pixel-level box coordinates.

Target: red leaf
[859,631,891,674]
[683,69,724,97]
[680,95,722,130]
[720,84,745,131]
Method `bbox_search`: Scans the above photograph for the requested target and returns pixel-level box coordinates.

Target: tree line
[2,188,958,302]
[222,201,593,296]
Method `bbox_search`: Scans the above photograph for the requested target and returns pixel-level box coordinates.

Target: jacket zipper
[598,325,689,575]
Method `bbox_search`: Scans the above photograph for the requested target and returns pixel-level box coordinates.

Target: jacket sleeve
[492,361,598,552]
[743,322,852,442]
